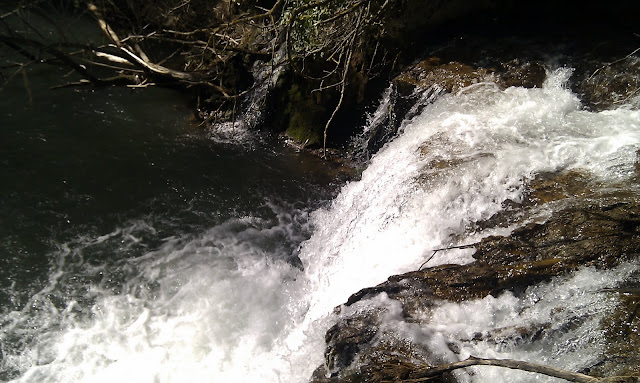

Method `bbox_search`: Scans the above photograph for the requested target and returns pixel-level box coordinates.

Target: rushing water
[0,54,340,381]
[2,32,640,383]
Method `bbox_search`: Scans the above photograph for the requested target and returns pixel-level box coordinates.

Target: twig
[212,0,285,33]
[285,0,340,78]
[318,0,365,25]
[0,34,105,85]
[613,87,640,104]
[418,244,477,270]
[1,0,46,19]
[322,7,362,157]
[21,66,32,106]
[87,2,123,47]
[589,47,640,80]
[0,64,26,91]
[600,288,640,295]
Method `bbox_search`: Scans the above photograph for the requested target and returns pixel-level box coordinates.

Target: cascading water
[2,63,639,383]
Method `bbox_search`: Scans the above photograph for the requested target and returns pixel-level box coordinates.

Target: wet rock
[596,285,640,377]
[310,171,640,383]
[312,299,450,383]
[283,83,329,148]
[360,58,548,159]
[475,201,640,268]
[575,56,640,111]
[499,59,546,88]
[523,171,595,205]
[359,59,491,158]
[324,314,381,374]
[394,58,492,95]
[393,57,546,97]
[312,352,429,383]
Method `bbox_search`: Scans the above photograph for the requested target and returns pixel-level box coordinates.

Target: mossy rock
[284,84,328,147]
[394,57,491,95]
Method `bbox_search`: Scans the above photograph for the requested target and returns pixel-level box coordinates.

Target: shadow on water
[0,53,340,321]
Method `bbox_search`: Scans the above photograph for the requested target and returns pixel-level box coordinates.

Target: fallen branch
[406,356,640,383]
[85,2,238,96]
[87,2,123,47]
[0,34,105,85]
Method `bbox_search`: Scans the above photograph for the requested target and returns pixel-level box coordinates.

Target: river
[0,50,343,381]
[2,12,640,383]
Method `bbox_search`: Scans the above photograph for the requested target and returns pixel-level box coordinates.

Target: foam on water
[299,68,639,321]
[2,68,639,382]
[361,262,638,382]
[434,263,638,382]
[2,206,318,383]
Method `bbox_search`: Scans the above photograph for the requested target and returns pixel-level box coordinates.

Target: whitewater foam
[2,68,639,383]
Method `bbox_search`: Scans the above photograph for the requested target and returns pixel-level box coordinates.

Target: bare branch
[419,243,478,270]
[407,356,639,383]
[87,2,123,46]
[211,0,285,34]
[0,34,104,85]
[1,0,46,19]
[320,4,368,156]
[589,47,640,80]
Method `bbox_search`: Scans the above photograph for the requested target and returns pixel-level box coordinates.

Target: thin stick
[409,356,601,383]
[418,244,477,270]
[589,47,640,80]
[322,9,361,157]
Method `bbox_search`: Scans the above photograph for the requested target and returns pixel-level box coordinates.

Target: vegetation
[2,1,638,150]
[0,0,403,152]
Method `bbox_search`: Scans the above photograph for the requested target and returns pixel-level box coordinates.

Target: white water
[424,263,639,382]
[3,68,639,382]
[357,261,639,382]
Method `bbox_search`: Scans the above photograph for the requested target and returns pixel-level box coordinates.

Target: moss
[284,84,327,147]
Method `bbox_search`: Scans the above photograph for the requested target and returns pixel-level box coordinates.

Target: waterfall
[2,67,639,383]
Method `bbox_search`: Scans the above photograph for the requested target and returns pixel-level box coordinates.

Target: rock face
[304,6,640,382]
[360,57,547,158]
[310,168,640,382]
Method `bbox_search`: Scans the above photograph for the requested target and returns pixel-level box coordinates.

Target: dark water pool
[0,57,339,317]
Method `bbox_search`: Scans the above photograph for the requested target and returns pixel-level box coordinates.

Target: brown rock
[394,58,491,95]
[499,59,547,88]
[577,57,640,111]
[311,171,640,382]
